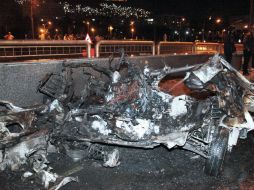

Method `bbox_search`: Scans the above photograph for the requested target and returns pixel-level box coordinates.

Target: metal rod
[30,0,35,39]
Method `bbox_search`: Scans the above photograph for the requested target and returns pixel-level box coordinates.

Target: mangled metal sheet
[1,52,254,188]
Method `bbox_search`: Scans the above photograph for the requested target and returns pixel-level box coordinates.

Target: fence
[157,42,243,55]
[0,40,91,59]
[157,42,194,55]
[0,40,243,61]
[95,40,155,58]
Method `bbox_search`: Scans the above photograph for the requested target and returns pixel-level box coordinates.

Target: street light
[216,18,222,24]
[131,28,135,39]
[39,28,45,33]
[108,25,114,36]
[30,0,35,39]
[91,27,95,38]
[87,21,90,32]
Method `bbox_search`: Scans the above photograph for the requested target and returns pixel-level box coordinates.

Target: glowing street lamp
[131,28,135,39]
[87,21,90,32]
[108,25,114,36]
[48,21,52,25]
[216,18,222,24]
[91,27,95,38]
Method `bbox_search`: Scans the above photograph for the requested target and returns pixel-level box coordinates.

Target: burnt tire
[204,128,229,176]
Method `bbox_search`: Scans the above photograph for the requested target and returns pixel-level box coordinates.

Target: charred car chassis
[1,51,254,188]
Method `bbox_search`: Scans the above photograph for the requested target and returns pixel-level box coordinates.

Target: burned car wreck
[1,52,254,188]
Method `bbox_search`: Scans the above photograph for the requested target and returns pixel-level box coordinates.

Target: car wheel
[204,128,229,176]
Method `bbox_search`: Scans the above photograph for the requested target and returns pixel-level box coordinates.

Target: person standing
[163,33,167,41]
[223,34,236,64]
[4,32,14,40]
[243,32,253,75]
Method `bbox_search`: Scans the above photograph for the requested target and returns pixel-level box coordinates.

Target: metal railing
[0,40,91,58]
[158,42,194,55]
[0,40,243,61]
[157,42,243,55]
[194,42,221,54]
[95,40,155,58]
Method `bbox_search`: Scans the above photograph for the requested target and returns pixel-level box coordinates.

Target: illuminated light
[222,29,226,32]
[185,53,188,55]
[55,29,59,32]
[130,21,135,25]
[91,27,95,32]
[216,18,221,24]
[197,46,208,51]
[61,2,150,19]
[39,28,45,33]
[208,30,212,34]
[182,18,186,22]
[108,25,114,31]
[244,25,248,29]
[48,21,52,25]
[40,18,44,22]
[185,31,189,35]
[208,16,212,20]
[92,18,96,21]
[238,39,242,43]
[131,28,135,32]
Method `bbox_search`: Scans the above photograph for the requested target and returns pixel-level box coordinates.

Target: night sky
[76,0,250,18]
[0,0,251,39]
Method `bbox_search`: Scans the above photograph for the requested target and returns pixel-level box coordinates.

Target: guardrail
[194,42,222,54]
[95,40,155,58]
[157,42,194,55]
[0,40,91,59]
[157,42,243,55]
[0,40,243,61]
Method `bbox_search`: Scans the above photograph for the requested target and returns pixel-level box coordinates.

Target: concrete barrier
[0,54,237,107]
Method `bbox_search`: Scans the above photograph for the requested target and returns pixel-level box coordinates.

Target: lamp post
[91,27,95,38]
[250,0,254,31]
[108,25,113,36]
[131,28,135,39]
[87,21,90,33]
[30,0,35,39]
[130,21,135,39]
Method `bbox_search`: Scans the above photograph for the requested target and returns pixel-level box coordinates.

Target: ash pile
[1,50,254,189]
